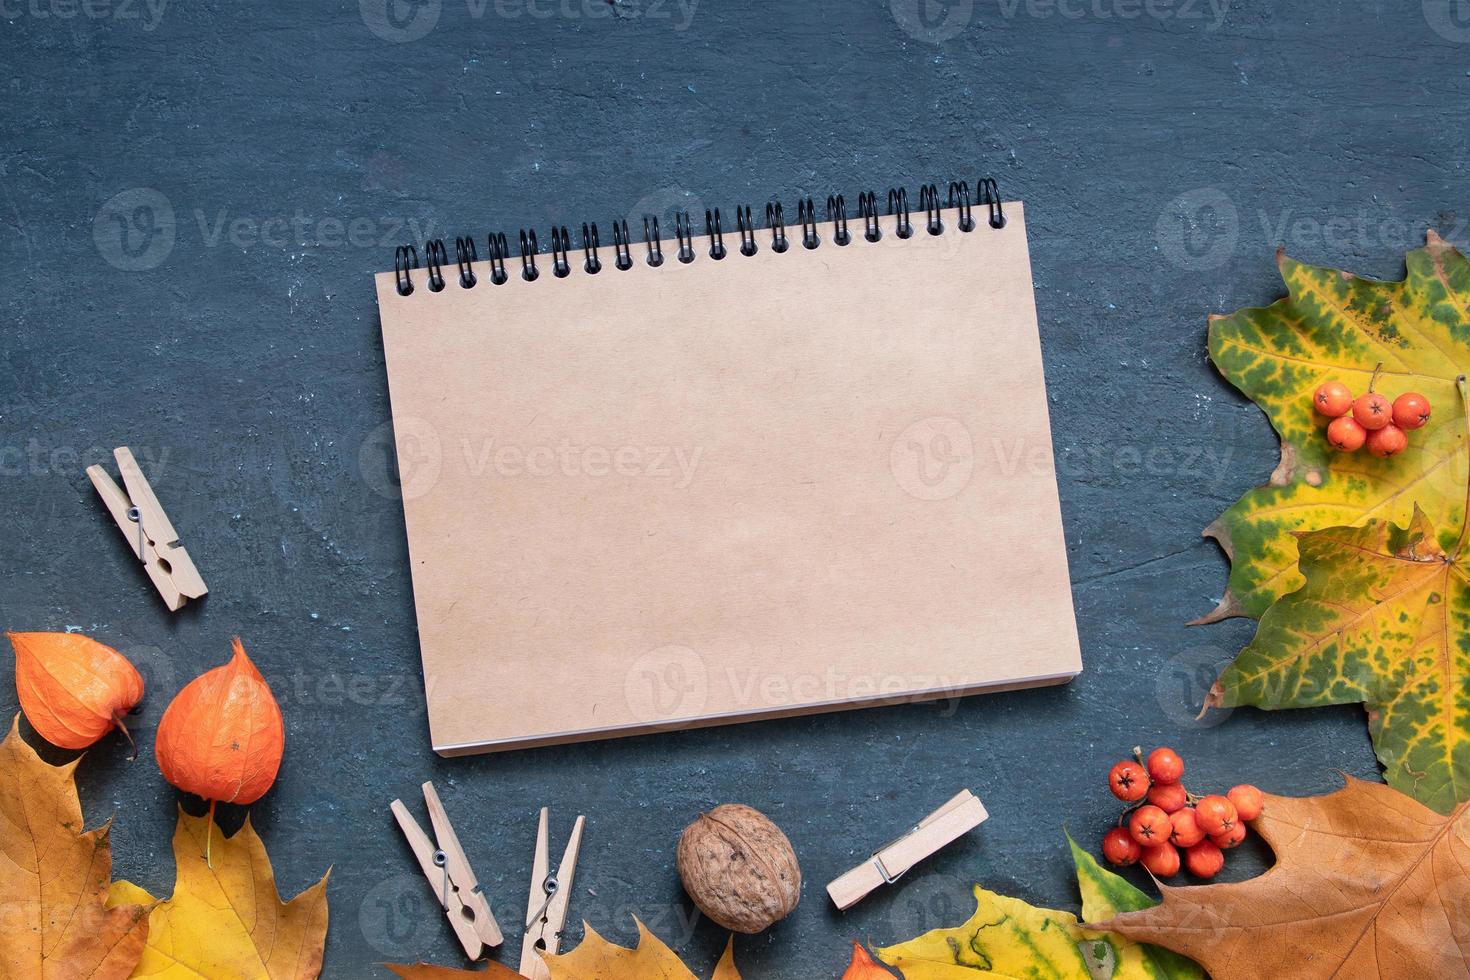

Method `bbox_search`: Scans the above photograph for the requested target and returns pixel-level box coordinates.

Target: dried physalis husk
[8,631,144,751]
[676,803,801,933]
[155,637,284,807]
[154,637,285,864]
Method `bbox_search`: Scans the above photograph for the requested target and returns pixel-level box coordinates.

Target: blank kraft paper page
[375,202,1081,754]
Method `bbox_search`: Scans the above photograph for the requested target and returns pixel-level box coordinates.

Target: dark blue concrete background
[1,1,1465,976]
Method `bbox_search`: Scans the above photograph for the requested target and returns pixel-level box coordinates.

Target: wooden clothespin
[391,782,504,960]
[520,807,585,980]
[86,446,207,612]
[826,789,988,911]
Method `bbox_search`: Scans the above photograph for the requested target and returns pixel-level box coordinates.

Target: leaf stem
[1456,375,1470,560]
[111,711,136,762]
[206,799,215,870]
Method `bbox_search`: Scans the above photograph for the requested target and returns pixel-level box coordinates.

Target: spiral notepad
[374,179,1081,755]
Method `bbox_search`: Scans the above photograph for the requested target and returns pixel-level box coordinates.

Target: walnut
[676,803,801,933]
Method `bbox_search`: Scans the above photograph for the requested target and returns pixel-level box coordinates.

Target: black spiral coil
[391,177,1006,295]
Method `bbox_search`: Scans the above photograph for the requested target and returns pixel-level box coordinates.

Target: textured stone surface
[0,2,1465,976]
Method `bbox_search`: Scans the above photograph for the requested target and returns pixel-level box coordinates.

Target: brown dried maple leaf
[0,715,150,979]
[1104,776,1470,980]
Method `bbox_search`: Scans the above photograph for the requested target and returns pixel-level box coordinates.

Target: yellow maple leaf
[107,809,330,979]
[0,715,150,979]
[543,921,739,980]
[384,962,524,978]
[388,921,740,979]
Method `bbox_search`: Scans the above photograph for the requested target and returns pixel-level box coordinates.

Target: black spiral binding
[454,236,477,288]
[735,205,758,256]
[391,177,1006,295]
[675,211,695,264]
[827,195,850,246]
[705,208,727,259]
[550,226,572,278]
[611,220,633,271]
[857,192,881,243]
[581,222,601,274]
[643,216,664,267]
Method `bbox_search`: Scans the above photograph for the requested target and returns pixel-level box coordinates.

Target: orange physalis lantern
[841,943,898,980]
[8,631,144,751]
[155,637,284,808]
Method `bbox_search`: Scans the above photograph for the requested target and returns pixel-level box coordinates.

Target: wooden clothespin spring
[826,789,988,911]
[87,446,207,612]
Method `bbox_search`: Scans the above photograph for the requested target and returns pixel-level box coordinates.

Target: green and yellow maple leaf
[1200,231,1469,621]
[1209,501,1470,813]
[875,837,1202,979]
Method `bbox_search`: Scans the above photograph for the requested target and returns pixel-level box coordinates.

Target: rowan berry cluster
[1314,371,1430,459]
[1102,746,1263,880]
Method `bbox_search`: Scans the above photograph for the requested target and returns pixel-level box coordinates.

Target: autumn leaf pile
[1107,777,1470,980]
[2,632,325,979]
[0,716,327,979]
[1196,232,1470,814]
